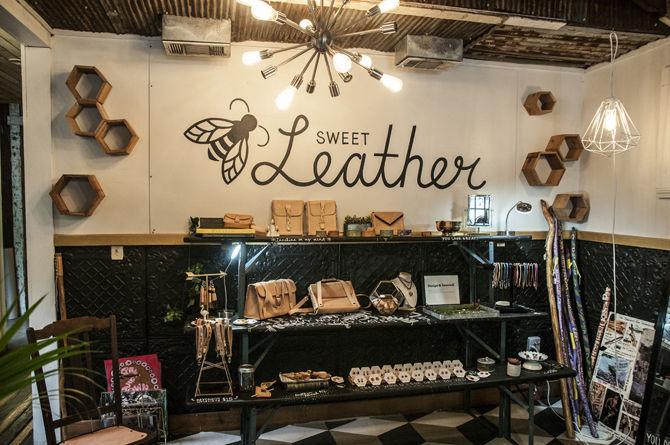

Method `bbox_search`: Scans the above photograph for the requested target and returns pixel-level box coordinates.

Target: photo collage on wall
[590,313,655,444]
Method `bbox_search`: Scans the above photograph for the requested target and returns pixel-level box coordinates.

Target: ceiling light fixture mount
[238,0,402,110]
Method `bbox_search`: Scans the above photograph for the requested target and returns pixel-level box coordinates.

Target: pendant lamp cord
[610,30,621,397]
[612,154,617,322]
[609,31,618,97]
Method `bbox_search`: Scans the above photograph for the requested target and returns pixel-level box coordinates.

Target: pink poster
[105,354,162,392]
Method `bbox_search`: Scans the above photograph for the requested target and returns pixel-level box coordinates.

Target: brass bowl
[435,220,462,234]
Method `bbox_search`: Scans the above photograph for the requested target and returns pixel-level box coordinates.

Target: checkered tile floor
[170,402,593,445]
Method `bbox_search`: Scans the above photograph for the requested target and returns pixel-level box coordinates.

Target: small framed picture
[422,275,460,305]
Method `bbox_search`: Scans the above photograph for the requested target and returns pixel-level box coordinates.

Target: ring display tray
[422,304,499,320]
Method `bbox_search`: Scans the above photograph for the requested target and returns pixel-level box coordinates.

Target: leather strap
[339,280,357,305]
[265,282,282,308]
[288,296,313,314]
[285,203,292,231]
[319,202,326,229]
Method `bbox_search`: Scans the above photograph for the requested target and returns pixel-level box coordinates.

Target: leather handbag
[271,200,304,235]
[306,201,338,235]
[244,279,298,320]
[223,213,254,229]
[371,212,404,235]
[307,279,360,314]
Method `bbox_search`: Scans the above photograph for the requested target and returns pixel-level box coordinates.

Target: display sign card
[423,275,460,305]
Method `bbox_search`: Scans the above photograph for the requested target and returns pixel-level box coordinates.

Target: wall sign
[185,98,486,190]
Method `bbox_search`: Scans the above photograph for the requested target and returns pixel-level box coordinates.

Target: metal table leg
[500,321,507,360]
[498,386,511,439]
[528,383,535,445]
[241,407,257,445]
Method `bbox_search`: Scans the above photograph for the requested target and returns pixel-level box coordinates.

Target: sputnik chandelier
[237,0,403,110]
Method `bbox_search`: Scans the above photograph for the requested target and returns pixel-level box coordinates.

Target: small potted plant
[344,215,372,237]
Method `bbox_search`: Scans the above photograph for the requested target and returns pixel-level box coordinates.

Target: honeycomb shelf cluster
[521,91,590,222]
[53,65,140,217]
[65,65,138,156]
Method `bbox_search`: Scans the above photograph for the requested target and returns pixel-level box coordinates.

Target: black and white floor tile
[170,402,593,445]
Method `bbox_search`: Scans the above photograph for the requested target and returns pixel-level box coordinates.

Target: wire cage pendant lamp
[582,32,640,156]
[237,0,403,110]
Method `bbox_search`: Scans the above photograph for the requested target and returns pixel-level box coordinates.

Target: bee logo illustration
[184,98,270,184]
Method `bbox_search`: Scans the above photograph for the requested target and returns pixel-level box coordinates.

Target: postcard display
[590,313,655,444]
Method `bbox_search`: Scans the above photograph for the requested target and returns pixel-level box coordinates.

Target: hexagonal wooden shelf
[551,193,589,222]
[95,119,139,156]
[546,134,584,161]
[50,174,105,217]
[523,91,556,115]
[66,65,112,105]
[521,151,566,186]
[66,102,109,137]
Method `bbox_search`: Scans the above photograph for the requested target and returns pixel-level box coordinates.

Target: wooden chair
[27,315,156,445]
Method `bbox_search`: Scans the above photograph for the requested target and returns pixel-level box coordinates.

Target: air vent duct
[162,15,231,57]
[395,35,462,70]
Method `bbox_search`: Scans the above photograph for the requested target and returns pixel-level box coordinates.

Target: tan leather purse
[306,201,338,235]
[243,279,298,320]
[271,200,304,235]
[223,213,254,229]
[371,212,405,235]
[307,279,360,314]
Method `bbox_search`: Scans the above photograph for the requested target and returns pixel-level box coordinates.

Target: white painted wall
[50,33,585,235]
[579,37,670,239]
[22,45,57,445]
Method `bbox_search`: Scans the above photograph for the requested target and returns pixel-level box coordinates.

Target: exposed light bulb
[359,54,372,68]
[236,0,257,6]
[242,51,263,66]
[378,0,400,13]
[381,74,402,92]
[275,86,297,110]
[251,1,278,21]
[332,53,352,73]
[299,18,314,30]
[604,108,617,132]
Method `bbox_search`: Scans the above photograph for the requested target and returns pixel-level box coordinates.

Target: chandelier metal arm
[268,42,312,56]
[333,14,369,35]
[318,0,326,28]
[335,28,383,39]
[299,50,319,77]
[324,0,336,28]
[323,52,335,82]
[328,0,350,29]
[310,52,321,81]
[275,46,313,68]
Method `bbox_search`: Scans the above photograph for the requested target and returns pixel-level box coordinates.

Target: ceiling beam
[662,0,670,26]
[269,0,567,29]
[0,27,20,57]
[0,0,51,47]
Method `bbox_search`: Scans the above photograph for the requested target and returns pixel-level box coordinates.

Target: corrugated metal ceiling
[0,0,662,98]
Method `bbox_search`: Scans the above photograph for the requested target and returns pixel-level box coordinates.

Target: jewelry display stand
[187,271,234,398]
